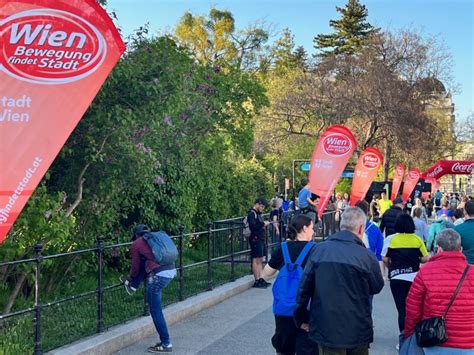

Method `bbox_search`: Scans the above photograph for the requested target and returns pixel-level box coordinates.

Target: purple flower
[135,142,144,150]
[44,210,52,219]
[163,116,173,126]
[154,176,165,185]
[204,73,211,81]
[179,112,190,122]
[213,65,221,73]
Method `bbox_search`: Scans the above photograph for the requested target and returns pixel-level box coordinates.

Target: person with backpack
[247,198,270,288]
[126,223,178,353]
[120,224,150,294]
[262,214,317,355]
[294,207,384,354]
[428,218,455,254]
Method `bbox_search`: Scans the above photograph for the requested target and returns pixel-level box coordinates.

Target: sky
[106,0,473,123]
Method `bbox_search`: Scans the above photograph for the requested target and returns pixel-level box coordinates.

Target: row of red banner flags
[308,125,431,217]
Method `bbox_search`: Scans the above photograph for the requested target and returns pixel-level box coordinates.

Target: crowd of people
[118,182,473,354]
[253,184,474,355]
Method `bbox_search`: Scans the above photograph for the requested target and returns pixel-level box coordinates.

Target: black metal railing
[0,210,338,354]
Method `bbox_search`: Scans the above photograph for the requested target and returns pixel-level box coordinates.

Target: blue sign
[341,171,354,178]
[300,163,311,171]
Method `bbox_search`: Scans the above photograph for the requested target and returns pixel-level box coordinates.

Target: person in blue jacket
[356,200,383,261]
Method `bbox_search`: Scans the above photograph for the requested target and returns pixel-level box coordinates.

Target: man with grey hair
[405,228,474,351]
[294,207,384,355]
[437,228,462,251]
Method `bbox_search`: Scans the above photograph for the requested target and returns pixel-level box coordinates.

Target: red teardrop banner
[391,163,405,201]
[308,125,357,217]
[401,168,421,202]
[350,147,383,206]
[0,0,125,243]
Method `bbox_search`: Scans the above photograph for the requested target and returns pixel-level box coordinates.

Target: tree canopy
[314,0,378,56]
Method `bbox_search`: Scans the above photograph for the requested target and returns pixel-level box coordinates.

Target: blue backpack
[143,231,178,265]
[272,241,315,316]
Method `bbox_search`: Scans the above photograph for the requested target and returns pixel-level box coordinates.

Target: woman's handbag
[415,264,470,347]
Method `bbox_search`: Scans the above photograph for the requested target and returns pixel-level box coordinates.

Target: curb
[48,275,255,355]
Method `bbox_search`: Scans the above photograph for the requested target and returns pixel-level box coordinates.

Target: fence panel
[0,210,337,353]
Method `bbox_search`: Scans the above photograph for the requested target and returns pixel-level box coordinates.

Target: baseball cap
[132,224,150,237]
[394,197,404,205]
[255,197,268,207]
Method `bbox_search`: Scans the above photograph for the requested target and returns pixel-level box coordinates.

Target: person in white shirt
[410,198,427,223]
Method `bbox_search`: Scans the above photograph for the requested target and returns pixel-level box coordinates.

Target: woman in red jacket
[405,229,474,353]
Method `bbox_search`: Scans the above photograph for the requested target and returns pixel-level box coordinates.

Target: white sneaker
[119,275,137,295]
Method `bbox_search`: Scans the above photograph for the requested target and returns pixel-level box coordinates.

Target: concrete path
[116,281,399,355]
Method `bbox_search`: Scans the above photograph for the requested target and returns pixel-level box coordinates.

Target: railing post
[96,235,105,333]
[33,243,43,355]
[230,226,235,281]
[240,217,244,252]
[178,225,185,301]
[143,274,150,316]
[207,222,213,291]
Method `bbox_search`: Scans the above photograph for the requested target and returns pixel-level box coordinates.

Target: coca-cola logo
[362,153,380,169]
[0,9,106,84]
[408,170,420,180]
[451,162,474,173]
[323,133,352,157]
[427,166,443,178]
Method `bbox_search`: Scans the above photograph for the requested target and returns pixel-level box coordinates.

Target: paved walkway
[116,281,399,354]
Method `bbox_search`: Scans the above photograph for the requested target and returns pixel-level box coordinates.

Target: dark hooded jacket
[380,205,404,236]
[294,230,384,348]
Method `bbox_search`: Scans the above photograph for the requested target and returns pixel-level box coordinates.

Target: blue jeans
[147,274,173,346]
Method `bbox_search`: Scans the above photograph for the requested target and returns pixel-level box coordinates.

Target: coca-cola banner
[350,147,383,206]
[0,0,125,243]
[402,168,421,202]
[391,163,405,201]
[421,160,474,180]
[309,125,356,216]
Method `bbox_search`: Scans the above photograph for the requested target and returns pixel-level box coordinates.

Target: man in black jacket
[294,207,384,355]
[380,197,405,237]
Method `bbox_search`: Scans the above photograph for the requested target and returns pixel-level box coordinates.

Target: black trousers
[272,315,319,355]
[389,279,412,332]
[318,344,368,355]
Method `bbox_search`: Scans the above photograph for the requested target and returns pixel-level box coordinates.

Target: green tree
[174,8,269,70]
[314,0,377,56]
[1,33,272,311]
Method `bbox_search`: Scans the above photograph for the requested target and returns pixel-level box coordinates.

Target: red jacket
[405,251,474,349]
